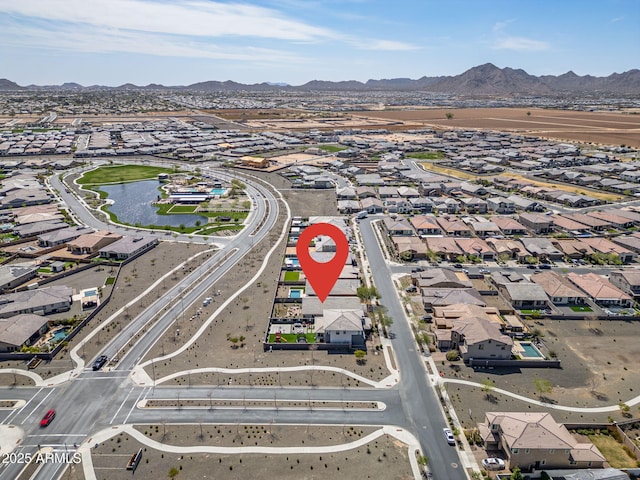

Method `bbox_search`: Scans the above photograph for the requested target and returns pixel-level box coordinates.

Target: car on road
[526,265,538,269]
[539,264,552,269]
[479,268,490,274]
[482,457,506,470]
[443,427,455,445]
[453,263,463,269]
[92,355,108,371]
[40,409,56,427]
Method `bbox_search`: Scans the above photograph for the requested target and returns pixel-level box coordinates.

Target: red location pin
[296,222,349,303]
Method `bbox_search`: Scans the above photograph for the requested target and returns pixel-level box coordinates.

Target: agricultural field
[354,108,640,147]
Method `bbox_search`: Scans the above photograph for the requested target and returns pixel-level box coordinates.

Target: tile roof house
[38,226,94,248]
[551,239,595,259]
[451,316,513,361]
[360,197,384,214]
[567,272,633,307]
[421,288,486,311]
[455,238,495,261]
[392,236,428,260]
[412,269,472,289]
[67,231,122,255]
[425,237,464,260]
[530,271,589,305]
[609,270,640,297]
[486,239,530,261]
[519,213,554,234]
[520,238,564,261]
[490,217,527,236]
[314,309,365,348]
[436,215,472,237]
[578,237,635,263]
[479,412,605,471]
[382,217,414,236]
[410,215,442,236]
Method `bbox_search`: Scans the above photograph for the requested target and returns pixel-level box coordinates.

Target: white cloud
[0,0,333,41]
[493,36,550,51]
[492,19,516,32]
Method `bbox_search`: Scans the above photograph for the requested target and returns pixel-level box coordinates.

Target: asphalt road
[359,217,466,480]
[1,169,464,480]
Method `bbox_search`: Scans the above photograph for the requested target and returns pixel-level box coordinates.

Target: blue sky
[0,0,638,86]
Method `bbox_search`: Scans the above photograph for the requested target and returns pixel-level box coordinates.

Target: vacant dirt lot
[90,429,412,480]
[438,318,640,427]
[355,108,640,147]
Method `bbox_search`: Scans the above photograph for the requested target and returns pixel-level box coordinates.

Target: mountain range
[1,63,639,95]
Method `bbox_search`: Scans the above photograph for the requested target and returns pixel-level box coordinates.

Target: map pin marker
[296,222,349,303]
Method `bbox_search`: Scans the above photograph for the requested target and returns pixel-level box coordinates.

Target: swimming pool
[285,257,300,267]
[84,289,97,297]
[519,341,544,358]
[52,328,70,342]
[210,188,227,196]
[289,289,304,298]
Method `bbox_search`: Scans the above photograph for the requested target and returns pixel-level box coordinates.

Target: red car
[40,409,56,427]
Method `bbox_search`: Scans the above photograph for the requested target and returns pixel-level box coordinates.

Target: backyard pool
[51,327,70,343]
[285,257,300,268]
[289,288,304,298]
[210,188,228,196]
[519,341,544,358]
[84,289,97,297]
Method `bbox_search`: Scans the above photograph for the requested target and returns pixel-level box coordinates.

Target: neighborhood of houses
[265,216,371,352]
[1,98,640,478]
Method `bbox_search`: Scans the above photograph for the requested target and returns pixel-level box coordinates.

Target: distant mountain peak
[2,64,639,94]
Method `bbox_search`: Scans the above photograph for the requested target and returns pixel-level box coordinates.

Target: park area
[76,164,174,185]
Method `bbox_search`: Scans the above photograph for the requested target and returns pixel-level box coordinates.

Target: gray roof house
[0,285,73,318]
[0,314,49,353]
[0,262,38,291]
[98,236,159,260]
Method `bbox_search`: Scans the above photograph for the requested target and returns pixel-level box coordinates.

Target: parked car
[443,427,455,445]
[453,263,463,269]
[482,457,505,470]
[405,285,417,293]
[92,355,108,371]
[539,264,552,269]
[526,265,538,270]
[479,268,490,274]
[40,409,56,427]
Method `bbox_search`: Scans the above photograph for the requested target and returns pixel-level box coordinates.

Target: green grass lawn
[588,434,638,468]
[77,165,174,185]
[268,333,316,344]
[570,305,593,312]
[284,271,300,282]
[105,277,116,285]
[169,205,198,213]
[317,145,347,153]
[406,151,445,160]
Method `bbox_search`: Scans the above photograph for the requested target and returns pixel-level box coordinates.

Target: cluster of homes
[266,216,371,351]
[380,208,640,266]
[0,129,76,156]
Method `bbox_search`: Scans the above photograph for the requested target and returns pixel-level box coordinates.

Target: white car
[443,427,455,445]
[482,457,505,470]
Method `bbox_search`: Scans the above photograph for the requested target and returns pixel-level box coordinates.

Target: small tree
[445,112,454,120]
[168,466,179,478]
[445,350,460,361]
[354,349,366,365]
[417,454,428,467]
[510,466,524,480]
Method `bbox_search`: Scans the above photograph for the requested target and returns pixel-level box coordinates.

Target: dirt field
[354,108,640,147]
[438,318,640,427]
[89,429,413,480]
